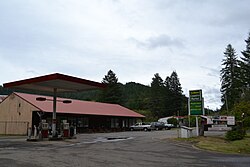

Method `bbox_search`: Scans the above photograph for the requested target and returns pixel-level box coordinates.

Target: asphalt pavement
[0,129,249,167]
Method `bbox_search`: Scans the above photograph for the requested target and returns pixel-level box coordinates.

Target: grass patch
[177,133,250,154]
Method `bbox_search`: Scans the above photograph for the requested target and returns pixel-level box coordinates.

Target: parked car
[150,122,165,130]
[158,117,175,130]
[164,123,174,130]
[130,122,152,131]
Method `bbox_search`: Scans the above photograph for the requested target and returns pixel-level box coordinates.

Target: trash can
[180,126,193,138]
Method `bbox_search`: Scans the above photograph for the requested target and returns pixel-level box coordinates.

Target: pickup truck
[130,122,152,131]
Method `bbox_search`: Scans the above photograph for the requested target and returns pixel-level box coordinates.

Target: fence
[0,121,29,135]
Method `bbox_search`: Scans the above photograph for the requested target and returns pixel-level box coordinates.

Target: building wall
[0,93,38,135]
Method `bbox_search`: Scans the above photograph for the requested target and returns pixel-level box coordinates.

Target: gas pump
[62,120,69,137]
[41,120,49,138]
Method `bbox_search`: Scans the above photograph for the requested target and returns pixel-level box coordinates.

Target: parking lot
[0,129,250,167]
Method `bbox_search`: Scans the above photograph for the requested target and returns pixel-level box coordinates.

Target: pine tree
[102,70,118,85]
[220,44,242,110]
[164,76,171,91]
[149,73,165,118]
[151,73,164,88]
[99,70,122,104]
[169,71,183,95]
[168,71,184,116]
[240,32,250,89]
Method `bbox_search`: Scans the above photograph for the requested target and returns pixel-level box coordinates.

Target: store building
[0,92,144,135]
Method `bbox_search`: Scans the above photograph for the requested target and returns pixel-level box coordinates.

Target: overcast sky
[0,0,250,110]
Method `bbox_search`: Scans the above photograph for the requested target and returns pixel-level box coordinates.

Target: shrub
[183,116,196,127]
[225,126,246,141]
[231,101,250,121]
[167,118,178,127]
[243,117,250,128]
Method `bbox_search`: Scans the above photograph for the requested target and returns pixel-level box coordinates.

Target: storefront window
[111,118,119,128]
[83,117,89,128]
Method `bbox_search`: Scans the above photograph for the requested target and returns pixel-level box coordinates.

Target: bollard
[34,125,37,139]
[74,126,77,136]
[27,127,32,140]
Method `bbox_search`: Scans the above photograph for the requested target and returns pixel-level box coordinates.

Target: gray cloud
[201,85,222,108]
[204,87,220,95]
[130,34,185,50]
[0,0,249,110]
[206,1,250,28]
[26,70,39,75]
[200,66,220,78]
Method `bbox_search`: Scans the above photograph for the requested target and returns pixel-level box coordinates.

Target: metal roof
[15,92,145,118]
[0,95,7,103]
[3,73,106,93]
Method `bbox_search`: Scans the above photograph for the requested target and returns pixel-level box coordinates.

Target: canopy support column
[52,88,57,137]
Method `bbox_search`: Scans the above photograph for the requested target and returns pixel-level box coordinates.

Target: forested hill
[0,85,13,95]
[121,82,151,110]
[0,83,150,104]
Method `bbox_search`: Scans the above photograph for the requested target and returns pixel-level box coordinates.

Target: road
[0,130,249,167]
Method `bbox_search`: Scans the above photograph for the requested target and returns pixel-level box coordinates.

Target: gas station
[3,73,106,140]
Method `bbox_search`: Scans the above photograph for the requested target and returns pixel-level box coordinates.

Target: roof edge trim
[3,73,106,89]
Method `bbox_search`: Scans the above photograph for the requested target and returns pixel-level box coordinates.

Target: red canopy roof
[15,92,145,118]
[3,73,106,93]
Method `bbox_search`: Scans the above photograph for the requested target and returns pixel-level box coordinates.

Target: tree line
[220,32,250,127]
[0,70,187,121]
[92,70,187,121]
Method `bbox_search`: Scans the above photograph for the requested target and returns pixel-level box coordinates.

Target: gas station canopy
[3,73,106,138]
[3,73,106,93]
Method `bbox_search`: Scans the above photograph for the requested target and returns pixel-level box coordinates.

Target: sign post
[189,90,204,115]
[189,90,204,136]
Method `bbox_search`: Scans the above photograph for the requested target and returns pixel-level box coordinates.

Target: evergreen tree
[151,73,164,88]
[164,76,171,91]
[149,73,165,118]
[220,44,242,110]
[99,70,122,104]
[168,71,184,116]
[163,76,175,117]
[240,32,250,89]
[169,71,183,95]
[102,70,118,85]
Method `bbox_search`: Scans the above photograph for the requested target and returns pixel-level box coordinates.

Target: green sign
[189,90,203,115]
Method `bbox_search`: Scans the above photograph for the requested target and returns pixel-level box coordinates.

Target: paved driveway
[0,130,249,167]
